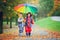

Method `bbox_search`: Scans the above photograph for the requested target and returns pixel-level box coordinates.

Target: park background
[0,0,60,40]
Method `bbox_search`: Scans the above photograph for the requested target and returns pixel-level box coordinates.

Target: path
[51,16,60,21]
[0,24,60,40]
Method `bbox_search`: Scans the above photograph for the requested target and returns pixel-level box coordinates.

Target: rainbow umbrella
[14,4,38,14]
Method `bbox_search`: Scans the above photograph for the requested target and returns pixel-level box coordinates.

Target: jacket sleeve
[31,17,34,24]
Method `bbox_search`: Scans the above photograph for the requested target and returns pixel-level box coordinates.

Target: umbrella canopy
[14,4,38,14]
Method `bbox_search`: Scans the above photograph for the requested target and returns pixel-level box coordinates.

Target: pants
[19,28,23,33]
[26,32,31,36]
[18,23,24,36]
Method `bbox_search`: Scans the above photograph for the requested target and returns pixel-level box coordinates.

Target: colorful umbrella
[14,4,38,14]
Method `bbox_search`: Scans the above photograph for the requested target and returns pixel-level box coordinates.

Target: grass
[35,17,60,32]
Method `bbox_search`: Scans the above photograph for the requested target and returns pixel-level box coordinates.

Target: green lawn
[35,17,60,32]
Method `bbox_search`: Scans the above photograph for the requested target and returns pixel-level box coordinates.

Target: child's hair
[20,12,23,15]
[18,12,23,18]
[26,12,32,17]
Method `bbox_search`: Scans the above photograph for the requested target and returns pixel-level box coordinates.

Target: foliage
[52,6,60,16]
[0,0,25,20]
[38,0,54,17]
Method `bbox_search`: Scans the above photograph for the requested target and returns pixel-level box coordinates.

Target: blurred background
[0,0,60,35]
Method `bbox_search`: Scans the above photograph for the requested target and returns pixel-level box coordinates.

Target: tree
[0,10,3,34]
[38,0,54,18]
[0,0,26,28]
[47,0,60,16]
[52,6,60,16]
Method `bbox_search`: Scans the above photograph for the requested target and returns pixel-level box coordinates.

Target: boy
[18,13,24,36]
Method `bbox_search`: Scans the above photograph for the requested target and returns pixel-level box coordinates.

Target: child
[18,13,24,36]
[25,12,34,36]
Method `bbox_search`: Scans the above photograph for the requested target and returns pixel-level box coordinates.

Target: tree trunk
[15,17,18,25]
[6,17,9,24]
[15,15,18,25]
[10,17,12,28]
[0,10,3,34]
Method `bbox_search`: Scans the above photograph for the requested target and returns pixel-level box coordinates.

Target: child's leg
[26,32,31,36]
[19,27,23,36]
[29,32,31,36]
[26,32,29,36]
[19,30,23,36]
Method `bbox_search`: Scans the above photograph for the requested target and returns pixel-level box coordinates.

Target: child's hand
[24,17,26,22]
[23,20,25,22]
[32,19,34,24]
